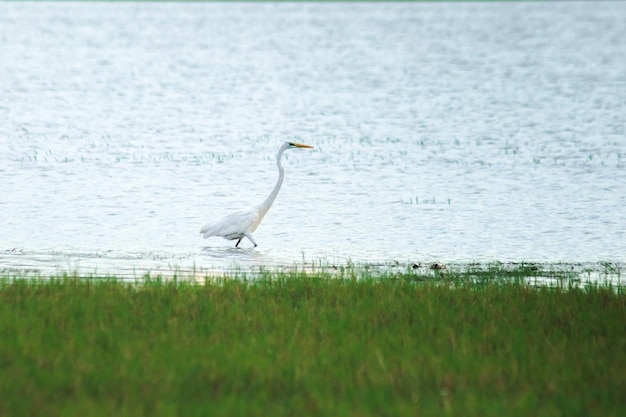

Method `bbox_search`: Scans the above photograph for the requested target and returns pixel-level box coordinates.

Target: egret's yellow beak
[293,142,314,149]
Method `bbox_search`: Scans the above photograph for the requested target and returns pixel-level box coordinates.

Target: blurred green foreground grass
[0,271,624,417]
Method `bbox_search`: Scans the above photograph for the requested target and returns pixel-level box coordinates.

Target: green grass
[1,267,625,417]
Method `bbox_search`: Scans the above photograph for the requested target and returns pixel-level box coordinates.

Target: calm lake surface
[1,2,625,277]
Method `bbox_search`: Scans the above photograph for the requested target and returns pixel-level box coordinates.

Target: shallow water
[1,2,625,276]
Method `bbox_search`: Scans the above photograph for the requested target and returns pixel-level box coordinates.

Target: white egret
[200,141,314,247]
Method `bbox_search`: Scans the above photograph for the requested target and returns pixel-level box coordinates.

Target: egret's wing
[200,208,259,239]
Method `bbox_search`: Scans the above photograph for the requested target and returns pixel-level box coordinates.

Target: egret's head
[287,141,314,149]
[278,141,314,156]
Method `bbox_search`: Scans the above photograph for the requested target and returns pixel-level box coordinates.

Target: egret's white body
[200,141,313,247]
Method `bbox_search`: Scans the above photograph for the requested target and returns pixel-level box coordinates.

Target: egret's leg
[244,232,258,247]
[235,238,243,248]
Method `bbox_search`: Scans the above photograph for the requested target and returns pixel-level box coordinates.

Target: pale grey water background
[1,2,625,277]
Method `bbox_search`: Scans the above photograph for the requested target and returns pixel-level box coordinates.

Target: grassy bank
[1,270,624,416]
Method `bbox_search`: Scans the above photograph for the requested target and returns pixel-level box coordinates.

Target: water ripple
[1,2,625,275]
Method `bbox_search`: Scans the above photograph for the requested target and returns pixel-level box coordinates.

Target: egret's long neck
[256,147,286,218]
